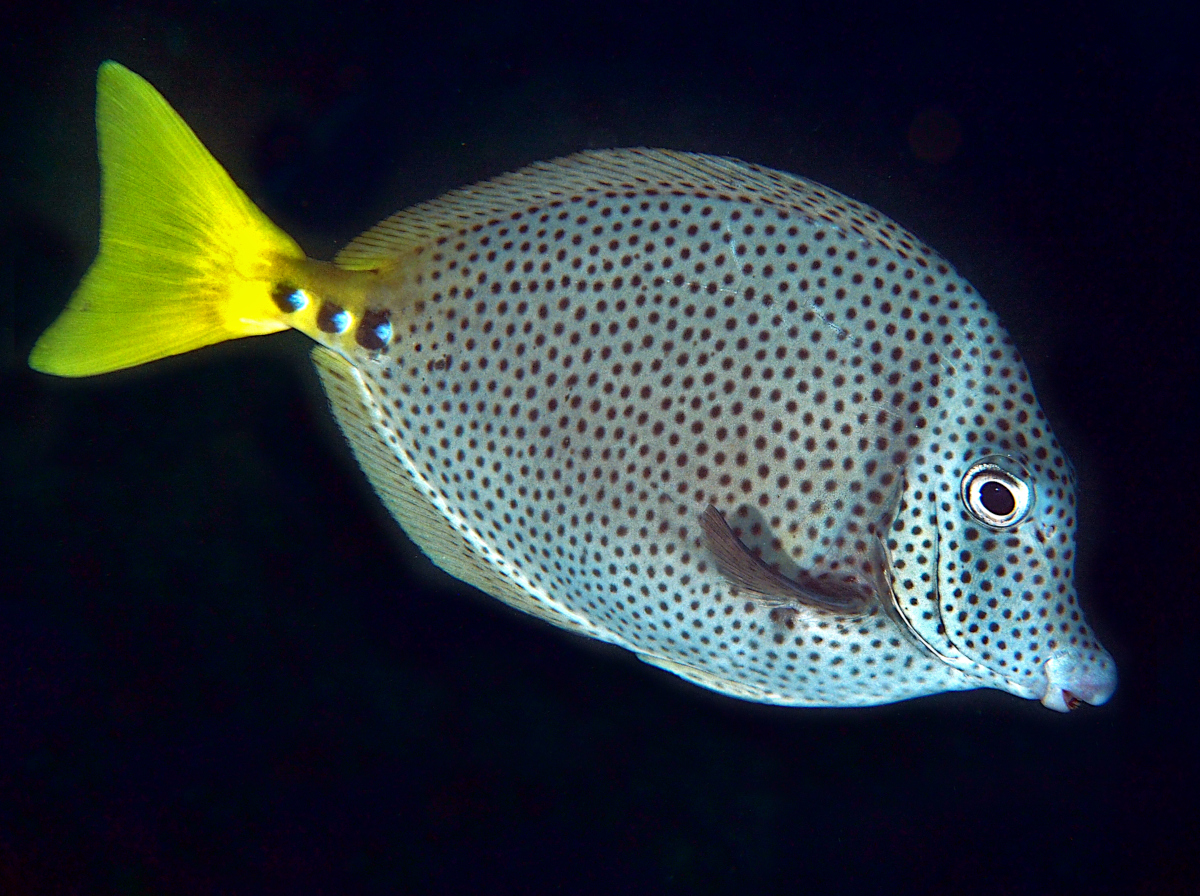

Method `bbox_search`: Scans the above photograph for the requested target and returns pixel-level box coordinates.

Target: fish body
[31,62,1117,711]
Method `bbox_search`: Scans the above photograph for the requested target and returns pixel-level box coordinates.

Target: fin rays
[29,62,304,377]
[699,505,873,615]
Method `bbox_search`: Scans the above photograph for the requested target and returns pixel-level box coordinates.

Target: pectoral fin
[699,504,873,615]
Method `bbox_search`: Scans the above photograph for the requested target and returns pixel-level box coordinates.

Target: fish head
[887,446,1117,711]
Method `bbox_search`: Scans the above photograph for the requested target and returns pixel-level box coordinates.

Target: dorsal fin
[334,148,941,270]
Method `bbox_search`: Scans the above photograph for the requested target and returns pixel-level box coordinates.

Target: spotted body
[31,63,1117,711]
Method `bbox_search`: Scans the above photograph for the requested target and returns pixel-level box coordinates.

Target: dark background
[3,1,1198,893]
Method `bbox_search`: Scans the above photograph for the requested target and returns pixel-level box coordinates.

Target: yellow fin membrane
[29,62,306,377]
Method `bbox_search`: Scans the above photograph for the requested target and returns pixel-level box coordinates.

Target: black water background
[3,2,1198,893]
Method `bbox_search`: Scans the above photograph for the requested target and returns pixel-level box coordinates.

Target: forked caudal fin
[29,62,307,377]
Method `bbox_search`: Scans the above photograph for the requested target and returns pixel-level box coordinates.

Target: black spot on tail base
[356,309,392,351]
[317,302,347,334]
[271,282,300,314]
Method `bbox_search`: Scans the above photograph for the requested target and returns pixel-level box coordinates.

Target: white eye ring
[961,461,1032,528]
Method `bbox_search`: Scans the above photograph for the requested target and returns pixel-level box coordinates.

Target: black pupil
[979,480,1016,516]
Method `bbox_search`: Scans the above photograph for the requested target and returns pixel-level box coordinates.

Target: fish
[30,61,1118,712]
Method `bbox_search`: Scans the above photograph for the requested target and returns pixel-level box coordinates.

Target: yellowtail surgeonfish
[31,62,1118,711]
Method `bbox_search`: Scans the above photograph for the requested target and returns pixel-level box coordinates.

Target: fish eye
[961,460,1032,528]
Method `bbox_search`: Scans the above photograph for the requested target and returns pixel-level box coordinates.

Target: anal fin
[311,347,599,637]
[639,653,780,703]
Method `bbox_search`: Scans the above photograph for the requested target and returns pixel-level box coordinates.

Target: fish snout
[1041,650,1118,712]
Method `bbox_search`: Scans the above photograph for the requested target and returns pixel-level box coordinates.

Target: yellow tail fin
[29,62,306,377]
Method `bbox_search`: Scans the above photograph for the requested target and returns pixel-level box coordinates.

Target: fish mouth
[1040,650,1118,712]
